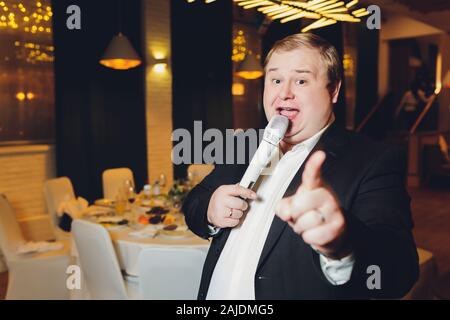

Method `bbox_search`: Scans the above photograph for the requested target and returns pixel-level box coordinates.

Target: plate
[96,216,124,223]
[105,224,128,231]
[157,229,193,239]
[140,198,168,208]
[94,198,115,207]
[83,206,113,217]
[128,229,158,238]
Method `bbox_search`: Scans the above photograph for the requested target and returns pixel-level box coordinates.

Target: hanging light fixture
[100,33,141,70]
[99,0,142,70]
[236,52,264,80]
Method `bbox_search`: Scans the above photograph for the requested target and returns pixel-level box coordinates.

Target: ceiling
[362,0,450,32]
[394,0,450,14]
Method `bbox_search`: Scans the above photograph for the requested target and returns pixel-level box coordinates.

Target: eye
[296,79,307,85]
[271,79,281,85]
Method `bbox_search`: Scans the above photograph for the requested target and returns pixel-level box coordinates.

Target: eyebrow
[293,69,313,74]
[266,68,313,75]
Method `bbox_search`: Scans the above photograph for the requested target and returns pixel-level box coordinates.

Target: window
[0,0,54,144]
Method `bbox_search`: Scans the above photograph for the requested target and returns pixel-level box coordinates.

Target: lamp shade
[443,70,450,89]
[236,53,263,80]
[99,33,142,70]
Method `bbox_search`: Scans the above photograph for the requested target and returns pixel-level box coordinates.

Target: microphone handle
[239,140,277,189]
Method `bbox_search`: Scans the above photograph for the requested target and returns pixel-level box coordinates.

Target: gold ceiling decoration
[233,0,369,32]
[188,0,370,32]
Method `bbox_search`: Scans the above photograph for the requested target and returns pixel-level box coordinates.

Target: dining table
[107,221,210,277]
[81,199,210,278]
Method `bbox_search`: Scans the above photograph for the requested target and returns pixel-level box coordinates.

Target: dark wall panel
[52,0,147,201]
[355,25,379,126]
[171,0,233,178]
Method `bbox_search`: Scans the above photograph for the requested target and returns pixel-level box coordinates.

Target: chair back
[102,168,134,200]
[0,194,26,262]
[44,177,76,227]
[72,219,128,299]
[138,247,207,299]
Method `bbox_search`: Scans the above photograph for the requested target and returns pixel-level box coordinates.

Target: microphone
[239,115,289,189]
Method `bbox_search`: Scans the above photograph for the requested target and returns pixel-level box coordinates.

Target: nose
[279,81,294,100]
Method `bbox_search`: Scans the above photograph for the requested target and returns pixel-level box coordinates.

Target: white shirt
[206,123,354,300]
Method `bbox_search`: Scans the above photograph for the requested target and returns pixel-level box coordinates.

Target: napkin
[128,229,157,238]
[57,196,89,219]
[128,225,164,238]
[17,241,64,255]
[57,197,89,232]
[83,205,114,217]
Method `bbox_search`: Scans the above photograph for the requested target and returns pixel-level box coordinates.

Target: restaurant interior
[0,0,450,300]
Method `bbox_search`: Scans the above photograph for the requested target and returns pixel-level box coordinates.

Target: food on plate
[99,219,128,226]
[149,215,164,224]
[94,198,115,207]
[163,224,177,231]
[146,206,169,215]
[138,215,149,225]
[163,213,175,225]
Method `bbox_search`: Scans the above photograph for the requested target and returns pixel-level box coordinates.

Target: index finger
[227,184,257,200]
[301,150,326,191]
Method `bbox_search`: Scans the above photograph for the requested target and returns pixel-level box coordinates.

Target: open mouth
[276,106,300,120]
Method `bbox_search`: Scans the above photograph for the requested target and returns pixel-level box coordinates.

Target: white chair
[0,194,70,299]
[43,177,76,240]
[187,164,214,187]
[138,247,207,300]
[102,167,134,200]
[71,219,139,299]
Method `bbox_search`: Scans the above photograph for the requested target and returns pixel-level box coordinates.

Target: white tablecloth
[108,226,210,277]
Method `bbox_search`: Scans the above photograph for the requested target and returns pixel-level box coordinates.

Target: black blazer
[183,122,419,299]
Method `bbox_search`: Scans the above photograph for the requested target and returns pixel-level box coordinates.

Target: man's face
[263,47,340,147]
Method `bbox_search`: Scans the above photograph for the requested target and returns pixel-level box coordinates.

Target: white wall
[380,15,443,42]
[144,0,174,192]
[378,14,444,99]
[378,14,450,131]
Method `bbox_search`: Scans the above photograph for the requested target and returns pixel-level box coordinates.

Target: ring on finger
[229,208,233,217]
[316,209,326,223]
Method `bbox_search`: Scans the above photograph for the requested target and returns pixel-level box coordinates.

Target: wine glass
[124,179,136,203]
[187,171,195,189]
[172,194,182,212]
[159,174,166,189]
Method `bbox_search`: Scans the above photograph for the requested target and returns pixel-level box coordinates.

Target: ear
[330,80,342,104]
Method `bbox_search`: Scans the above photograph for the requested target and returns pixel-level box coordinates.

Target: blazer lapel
[256,121,349,272]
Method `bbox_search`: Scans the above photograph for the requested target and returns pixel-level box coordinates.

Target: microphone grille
[267,115,289,138]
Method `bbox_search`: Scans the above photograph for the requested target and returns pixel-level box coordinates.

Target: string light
[0,1,53,33]
[15,91,36,101]
[232,30,247,62]
[1,1,55,65]
[16,92,26,101]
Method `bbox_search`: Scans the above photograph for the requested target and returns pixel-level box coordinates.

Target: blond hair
[264,33,342,91]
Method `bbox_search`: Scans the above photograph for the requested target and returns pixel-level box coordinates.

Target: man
[183,33,419,299]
